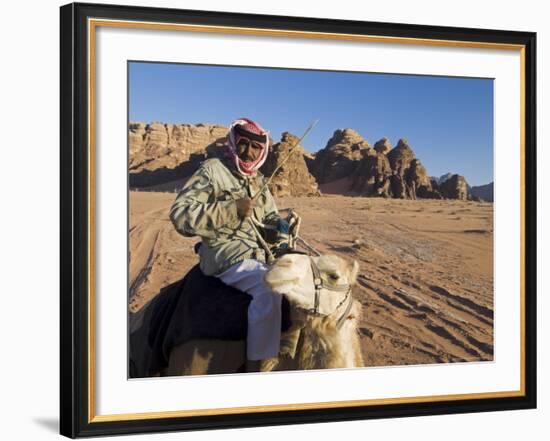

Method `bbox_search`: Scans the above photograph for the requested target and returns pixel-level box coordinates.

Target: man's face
[236,137,264,162]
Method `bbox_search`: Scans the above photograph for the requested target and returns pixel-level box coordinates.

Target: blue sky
[129,62,493,186]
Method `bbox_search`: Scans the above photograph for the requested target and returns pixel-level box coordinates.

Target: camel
[160,253,364,376]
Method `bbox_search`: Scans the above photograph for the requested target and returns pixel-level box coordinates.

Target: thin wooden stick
[251,119,319,201]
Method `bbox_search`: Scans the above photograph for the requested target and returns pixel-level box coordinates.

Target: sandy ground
[129,191,494,366]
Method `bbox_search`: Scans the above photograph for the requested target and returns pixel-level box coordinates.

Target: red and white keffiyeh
[226,118,269,176]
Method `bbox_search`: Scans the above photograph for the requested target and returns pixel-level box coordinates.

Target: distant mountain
[470,182,494,202]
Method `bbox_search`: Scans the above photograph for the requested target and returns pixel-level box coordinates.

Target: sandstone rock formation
[129,122,228,188]
[128,122,475,201]
[350,149,392,197]
[406,159,436,199]
[128,122,320,197]
[387,139,415,175]
[129,122,228,172]
[350,138,444,199]
[374,137,392,155]
[438,174,469,200]
[311,129,371,184]
[260,132,320,197]
[432,172,454,186]
[385,139,417,198]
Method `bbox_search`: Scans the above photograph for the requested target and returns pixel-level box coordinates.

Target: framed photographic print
[60,2,537,438]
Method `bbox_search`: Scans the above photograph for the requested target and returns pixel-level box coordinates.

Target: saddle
[129,264,291,378]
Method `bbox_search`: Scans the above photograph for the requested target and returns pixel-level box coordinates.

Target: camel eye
[328,273,339,281]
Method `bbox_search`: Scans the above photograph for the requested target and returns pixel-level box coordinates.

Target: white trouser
[216,259,282,360]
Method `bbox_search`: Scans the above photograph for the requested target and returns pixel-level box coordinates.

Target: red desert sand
[129,191,494,366]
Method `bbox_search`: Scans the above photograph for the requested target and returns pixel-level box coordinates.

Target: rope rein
[248,218,276,264]
[247,217,353,329]
[309,256,353,330]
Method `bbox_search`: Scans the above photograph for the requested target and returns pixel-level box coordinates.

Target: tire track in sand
[129,223,162,312]
[356,272,493,362]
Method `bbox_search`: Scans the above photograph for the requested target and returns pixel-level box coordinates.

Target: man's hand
[235,197,256,219]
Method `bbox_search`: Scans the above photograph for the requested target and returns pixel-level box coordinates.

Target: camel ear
[348,260,359,285]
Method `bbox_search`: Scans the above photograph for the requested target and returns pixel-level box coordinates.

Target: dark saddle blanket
[129,264,290,378]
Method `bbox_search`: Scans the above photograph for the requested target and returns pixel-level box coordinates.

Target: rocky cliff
[259,132,320,197]
[349,147,393,197]
[437,174,469,200]
[129,122,228,189]
[374,137,392,155]
[129,122,477,201]
[129,122,228,172]
[129,122,318,196]
[350,138,443,199]
[310,128,371,184]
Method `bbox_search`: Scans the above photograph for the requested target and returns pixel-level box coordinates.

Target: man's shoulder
[200,157,223,170]
[197,157,241,187]
[196,157,230,176]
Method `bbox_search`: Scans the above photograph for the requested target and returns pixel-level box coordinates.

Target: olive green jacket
[169,158,280,276]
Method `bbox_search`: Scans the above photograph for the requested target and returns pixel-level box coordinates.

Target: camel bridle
[309,257,354,330]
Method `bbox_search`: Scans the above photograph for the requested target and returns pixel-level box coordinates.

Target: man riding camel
[169,117,289,371]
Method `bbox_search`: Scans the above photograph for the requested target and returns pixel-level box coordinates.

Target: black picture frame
[60,2,537,438]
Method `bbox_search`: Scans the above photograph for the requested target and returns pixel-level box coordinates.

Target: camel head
[265,253,359,318]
